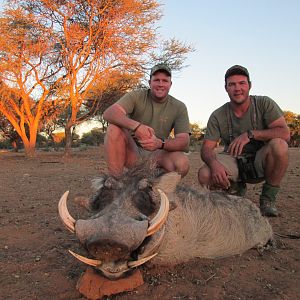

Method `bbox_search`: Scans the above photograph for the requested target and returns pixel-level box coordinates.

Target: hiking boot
[259,182,280,217]
[227,181,247,197]
[260,198,279,217]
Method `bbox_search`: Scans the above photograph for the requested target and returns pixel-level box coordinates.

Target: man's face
[149,71,172,101]
[225,75,251,105]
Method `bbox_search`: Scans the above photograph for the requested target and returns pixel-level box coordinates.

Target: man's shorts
[216,146,266,182]
[137,146,153,158]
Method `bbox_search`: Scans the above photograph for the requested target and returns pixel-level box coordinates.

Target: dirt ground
[1,146,299,300]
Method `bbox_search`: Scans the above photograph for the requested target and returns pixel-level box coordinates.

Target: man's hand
[138,135,161,151]
[227,132,249,157]
[134,124,154,141]
[209,160,231,189]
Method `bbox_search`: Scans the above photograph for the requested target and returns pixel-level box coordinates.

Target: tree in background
[148,38,194,75]
[86,69,142,132]
[81,128,105,146]
[0,112,23,151]
[16,0,162,157]
[284,111,300,135]
[284,111,300,146]
[0,6,63,156]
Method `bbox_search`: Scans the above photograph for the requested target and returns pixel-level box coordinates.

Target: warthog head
[58,161,273,279]
[59,161,176,279]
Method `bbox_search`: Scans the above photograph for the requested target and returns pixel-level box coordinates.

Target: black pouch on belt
[236,154,261,183]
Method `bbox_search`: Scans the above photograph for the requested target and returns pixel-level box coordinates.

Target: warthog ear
[92,176,123,190]
[155,172,181,194]
[138,178,151,190]
[91,176,107,190]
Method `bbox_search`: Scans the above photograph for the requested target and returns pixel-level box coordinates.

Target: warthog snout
[75,214,149,261]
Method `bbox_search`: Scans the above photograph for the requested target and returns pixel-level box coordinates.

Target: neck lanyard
[226,97,257,143]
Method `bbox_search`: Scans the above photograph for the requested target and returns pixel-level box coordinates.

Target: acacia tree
[15,0,163,156]
[0,7,63,156]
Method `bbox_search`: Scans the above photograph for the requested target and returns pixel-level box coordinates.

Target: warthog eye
[91,188,114,211]
[132,189,156,216]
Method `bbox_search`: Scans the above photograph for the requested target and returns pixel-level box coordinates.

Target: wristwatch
[247,130,254,140]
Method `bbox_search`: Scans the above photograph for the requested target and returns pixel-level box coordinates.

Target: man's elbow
[103,108,109,121]
[285,133,291,143]
[176,136,190,152]
[103,106,114,122]
[283,127,291,143]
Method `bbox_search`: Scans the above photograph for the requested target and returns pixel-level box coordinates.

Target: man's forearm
[164,135,189,152]
[201,147,217,167]
[252,127,290,143]
[103,105,139,131]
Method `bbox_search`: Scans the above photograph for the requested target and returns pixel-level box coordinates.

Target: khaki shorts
[216,146,265,182]
[137,146,153,158]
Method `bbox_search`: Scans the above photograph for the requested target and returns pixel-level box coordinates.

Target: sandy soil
[1,146,299,300]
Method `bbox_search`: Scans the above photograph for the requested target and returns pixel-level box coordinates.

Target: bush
[80,128,105,146]
[0,138,12,149]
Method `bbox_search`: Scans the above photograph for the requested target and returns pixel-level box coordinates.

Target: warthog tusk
[68,250,102,267]
[128,253,158,268]
[58,191,76,233]
[146,189,169,236]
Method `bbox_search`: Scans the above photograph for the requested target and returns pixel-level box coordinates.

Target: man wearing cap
[198,65,290,217]
[103,63,190,177]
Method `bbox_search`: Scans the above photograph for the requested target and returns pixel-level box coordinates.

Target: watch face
[248,130,254,139]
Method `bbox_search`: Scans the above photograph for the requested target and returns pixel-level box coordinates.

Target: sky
[157,0,300,126]
[1,0,299,128]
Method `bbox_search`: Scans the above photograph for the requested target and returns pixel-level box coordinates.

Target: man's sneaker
[260,198,279,217]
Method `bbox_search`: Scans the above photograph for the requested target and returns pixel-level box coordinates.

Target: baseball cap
[150,63,172,77]
[225,65,250,81]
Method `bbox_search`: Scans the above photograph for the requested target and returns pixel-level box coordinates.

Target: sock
[260,182,280,202]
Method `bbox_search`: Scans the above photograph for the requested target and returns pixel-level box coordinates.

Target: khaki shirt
[117,89,190,139]
[205,95,283,153]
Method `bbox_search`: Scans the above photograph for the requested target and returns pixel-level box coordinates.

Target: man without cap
[103,63,190,177]
[198,65,290,217]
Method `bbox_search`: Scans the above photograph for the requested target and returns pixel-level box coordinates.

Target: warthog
[58,161,273,279]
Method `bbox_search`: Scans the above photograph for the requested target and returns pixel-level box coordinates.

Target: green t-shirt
[205,95,283,153]
[117,89,190,139]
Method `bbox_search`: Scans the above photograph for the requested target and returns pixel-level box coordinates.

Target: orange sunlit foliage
[0,0,162,157]
[284,111,300,133]
[0,7,63,157]
[52,132,65,144]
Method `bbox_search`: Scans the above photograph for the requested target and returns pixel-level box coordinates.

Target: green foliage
[0,137,12,149]
[80,128,105,146]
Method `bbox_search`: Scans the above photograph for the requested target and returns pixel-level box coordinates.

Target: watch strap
[247,130,254,140]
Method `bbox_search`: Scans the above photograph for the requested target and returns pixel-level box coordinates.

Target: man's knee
[175,154,190,177]
[105,124,125,139]
[160,152,189,177]
[269,138,289,154]
[267,138,289,157]
[105,124,129,146]
[198,165,210,185]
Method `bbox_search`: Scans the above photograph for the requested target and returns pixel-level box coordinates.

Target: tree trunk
[23,142,36,157]
[20,129,37,158]
[11,140,19,152]
[64,122,73,158]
